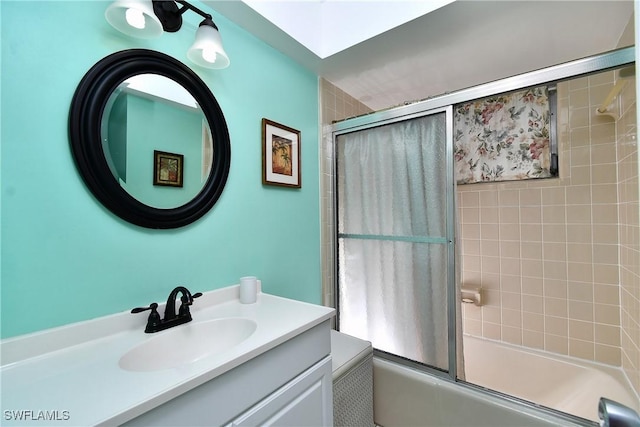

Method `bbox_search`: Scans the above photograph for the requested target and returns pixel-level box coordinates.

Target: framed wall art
[262,118,301,188]
[153,150,184,187]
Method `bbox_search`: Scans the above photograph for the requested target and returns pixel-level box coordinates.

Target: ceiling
[208,1,634,111]
[238,0,456,59]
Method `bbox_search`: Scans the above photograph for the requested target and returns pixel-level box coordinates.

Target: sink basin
[119,318,257,372]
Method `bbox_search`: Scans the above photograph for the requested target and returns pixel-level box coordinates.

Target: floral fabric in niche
[454,86,552,184]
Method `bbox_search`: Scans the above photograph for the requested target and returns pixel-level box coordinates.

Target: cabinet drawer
[230,356,332,427]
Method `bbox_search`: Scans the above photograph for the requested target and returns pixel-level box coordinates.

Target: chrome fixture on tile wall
[105,0,230,69]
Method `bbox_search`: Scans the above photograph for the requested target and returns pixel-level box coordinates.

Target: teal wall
[1,1,321,338]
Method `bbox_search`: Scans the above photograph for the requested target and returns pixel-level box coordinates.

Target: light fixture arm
[152,0,218,33]
[175,0,212,21]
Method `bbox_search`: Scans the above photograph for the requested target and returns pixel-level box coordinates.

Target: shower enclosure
[329,46,639,424]
[335,109,460,376]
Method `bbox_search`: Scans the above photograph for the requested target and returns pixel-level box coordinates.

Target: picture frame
[262,118,301,188]
[153,150,184,187]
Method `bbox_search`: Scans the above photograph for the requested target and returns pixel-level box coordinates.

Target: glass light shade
[187,24,230,69]
[105,0,163,39]
[125,8,145,29]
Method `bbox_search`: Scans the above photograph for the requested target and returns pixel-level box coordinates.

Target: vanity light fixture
[105,0,230,69]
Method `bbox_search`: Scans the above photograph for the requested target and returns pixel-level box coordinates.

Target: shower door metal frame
[332,46,633,133]
[330,46,635,424]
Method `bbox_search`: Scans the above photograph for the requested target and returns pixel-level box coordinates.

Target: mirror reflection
[101,74,213,209]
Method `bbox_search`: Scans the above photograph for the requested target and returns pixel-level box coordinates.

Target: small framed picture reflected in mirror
[153,150,184,187]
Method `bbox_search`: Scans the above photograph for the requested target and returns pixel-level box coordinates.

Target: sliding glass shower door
[335,107,458,374]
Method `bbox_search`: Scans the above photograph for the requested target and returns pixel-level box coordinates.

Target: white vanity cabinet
[123,320,333,427]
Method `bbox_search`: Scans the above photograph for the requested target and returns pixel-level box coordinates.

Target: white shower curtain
[337,112,463,374]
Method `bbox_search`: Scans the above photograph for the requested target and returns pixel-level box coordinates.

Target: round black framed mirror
[69,49,230,229]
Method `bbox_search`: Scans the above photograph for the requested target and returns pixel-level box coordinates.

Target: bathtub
[463,335,639,422]
[373,335,639,426]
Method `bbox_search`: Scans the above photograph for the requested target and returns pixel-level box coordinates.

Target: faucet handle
[179,292,202,305]
[131,302,159,314]
[178,292,202,317]
[131,303,162,332]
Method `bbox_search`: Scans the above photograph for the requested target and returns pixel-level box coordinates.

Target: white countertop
[0,286,334,426]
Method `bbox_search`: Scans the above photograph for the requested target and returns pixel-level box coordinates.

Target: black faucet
[131,286,202,333]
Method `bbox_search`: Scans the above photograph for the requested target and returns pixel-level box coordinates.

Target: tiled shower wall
[319,78,372,308]
[618,72,640,393]
[459,70,638,394]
